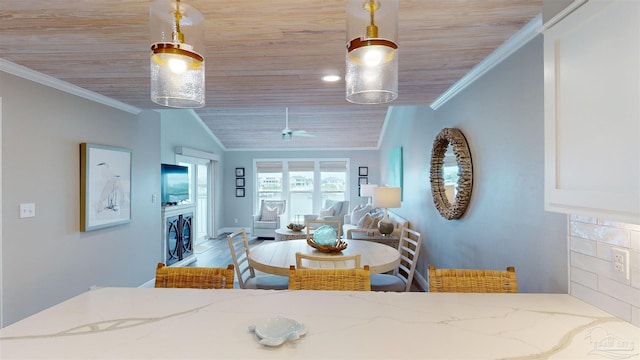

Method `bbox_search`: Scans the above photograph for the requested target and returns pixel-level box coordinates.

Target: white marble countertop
[0,288,638,359]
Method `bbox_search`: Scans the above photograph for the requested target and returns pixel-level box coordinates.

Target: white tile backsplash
[569,266,598,290]
[569,215,640,327]
[569,236,597,256]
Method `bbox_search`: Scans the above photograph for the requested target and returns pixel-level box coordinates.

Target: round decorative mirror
[430,128,473,220]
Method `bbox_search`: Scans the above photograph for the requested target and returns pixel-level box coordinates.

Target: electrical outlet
[612,248,630,280]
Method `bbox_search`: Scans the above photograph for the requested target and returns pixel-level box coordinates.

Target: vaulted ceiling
[1,0,541,150]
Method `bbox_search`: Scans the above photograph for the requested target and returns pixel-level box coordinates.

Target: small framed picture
[236,188,245,197]
[236,178,245,187]
[358,177,368,185]
[358,166,368,176]
[235,167,245,177]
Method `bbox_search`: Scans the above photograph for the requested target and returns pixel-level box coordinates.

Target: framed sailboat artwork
[80,143,132,231]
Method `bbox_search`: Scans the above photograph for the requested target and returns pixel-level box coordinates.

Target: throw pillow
[260,206,278,221]
[357,213,373,229]
[370,216,382,230]
[351,204,371,225]
[319,208,334,218]
[349,203,362,224]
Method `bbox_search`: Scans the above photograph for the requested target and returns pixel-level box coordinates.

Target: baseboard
[139,279,155,288]
[414,271,428,292]
[218,227,249,236]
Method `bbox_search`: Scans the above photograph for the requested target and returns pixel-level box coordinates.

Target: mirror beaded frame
[430,128,473,220]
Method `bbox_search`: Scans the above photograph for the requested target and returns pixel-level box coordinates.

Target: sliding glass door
[178,156,212,243]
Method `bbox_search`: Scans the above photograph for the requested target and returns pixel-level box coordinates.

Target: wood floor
[189,233,265,268]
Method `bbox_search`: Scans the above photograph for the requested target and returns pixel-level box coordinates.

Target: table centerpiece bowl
[287,223,305,232]
[306,238,348,253]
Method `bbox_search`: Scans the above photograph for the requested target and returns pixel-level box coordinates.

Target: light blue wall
[380,36,568,293]
[158,110,225,235]
[1,72,162,326]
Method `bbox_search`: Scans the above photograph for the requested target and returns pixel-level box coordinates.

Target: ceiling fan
[282,108,316,140]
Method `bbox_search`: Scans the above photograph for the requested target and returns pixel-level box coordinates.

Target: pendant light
[346,0,398,105]
[150,0,205,108]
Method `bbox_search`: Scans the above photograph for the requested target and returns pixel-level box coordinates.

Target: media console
[161,203,196,266]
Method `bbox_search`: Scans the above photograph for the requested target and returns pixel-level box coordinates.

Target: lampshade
[373,186,401,209]
[346,0,398,105]
[150,0,205,108]
[360,184,378,197]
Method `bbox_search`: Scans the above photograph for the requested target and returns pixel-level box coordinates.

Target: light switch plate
[19,203,35,218]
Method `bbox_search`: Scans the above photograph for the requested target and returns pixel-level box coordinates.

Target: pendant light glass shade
[150,0,205,108]
[346,0,398,105]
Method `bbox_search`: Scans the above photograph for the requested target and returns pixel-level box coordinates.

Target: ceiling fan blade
[292,130,316,137]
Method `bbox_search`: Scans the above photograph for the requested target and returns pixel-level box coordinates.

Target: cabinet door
[166,215,181,266]
[181,213,194,258]
[544,0,640,223]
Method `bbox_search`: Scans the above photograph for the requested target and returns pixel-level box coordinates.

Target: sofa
[343,207,409,239]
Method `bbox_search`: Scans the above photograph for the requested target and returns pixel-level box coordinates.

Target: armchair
[306,199,349,232]
[252,200,286,239]
[316,199,349,222]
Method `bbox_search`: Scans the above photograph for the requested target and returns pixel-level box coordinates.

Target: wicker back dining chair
[370,228,423,292]
[295,252,361,269]
[428,264,518,293]
[288,265,371,291]
[154,263,234,289]
[227,229,289,290]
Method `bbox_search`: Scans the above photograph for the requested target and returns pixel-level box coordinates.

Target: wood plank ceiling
[0,0,541,150]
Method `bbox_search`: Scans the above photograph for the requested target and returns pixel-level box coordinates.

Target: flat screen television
[161,164,190,205]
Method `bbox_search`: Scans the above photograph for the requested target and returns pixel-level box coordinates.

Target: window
[320,161,346,203]
[255,159,349,222]
[256,161,283,204]
[288,161,314,217]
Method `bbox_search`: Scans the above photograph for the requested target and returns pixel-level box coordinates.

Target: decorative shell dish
[249,315,307,347]
[307,238,348,253]
[287,223,305,232]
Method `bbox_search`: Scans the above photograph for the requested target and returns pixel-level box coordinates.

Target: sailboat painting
[80,143,132,231]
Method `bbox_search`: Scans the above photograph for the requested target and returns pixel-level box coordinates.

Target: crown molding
[0,58,141,115]
[430,13,543,110]
[538,0,587,32]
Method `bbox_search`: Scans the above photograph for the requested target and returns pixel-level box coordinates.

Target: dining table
[1,287,638,359]
[248,239,400,276]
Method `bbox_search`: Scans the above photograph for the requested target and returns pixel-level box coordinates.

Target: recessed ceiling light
[322,75,341,82]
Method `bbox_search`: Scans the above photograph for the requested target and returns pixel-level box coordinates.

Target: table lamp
[360,184,378,206]
[373,186,401,236]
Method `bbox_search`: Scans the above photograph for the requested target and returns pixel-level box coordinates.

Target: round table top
[274,228,312,235]
[274,228,313,241]
[248,239,400,276]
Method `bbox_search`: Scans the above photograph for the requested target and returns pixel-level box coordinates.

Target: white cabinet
[544,0,640,223]
[162,203,197,266]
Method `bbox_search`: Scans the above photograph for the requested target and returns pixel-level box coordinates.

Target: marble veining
[0,288,638,359]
